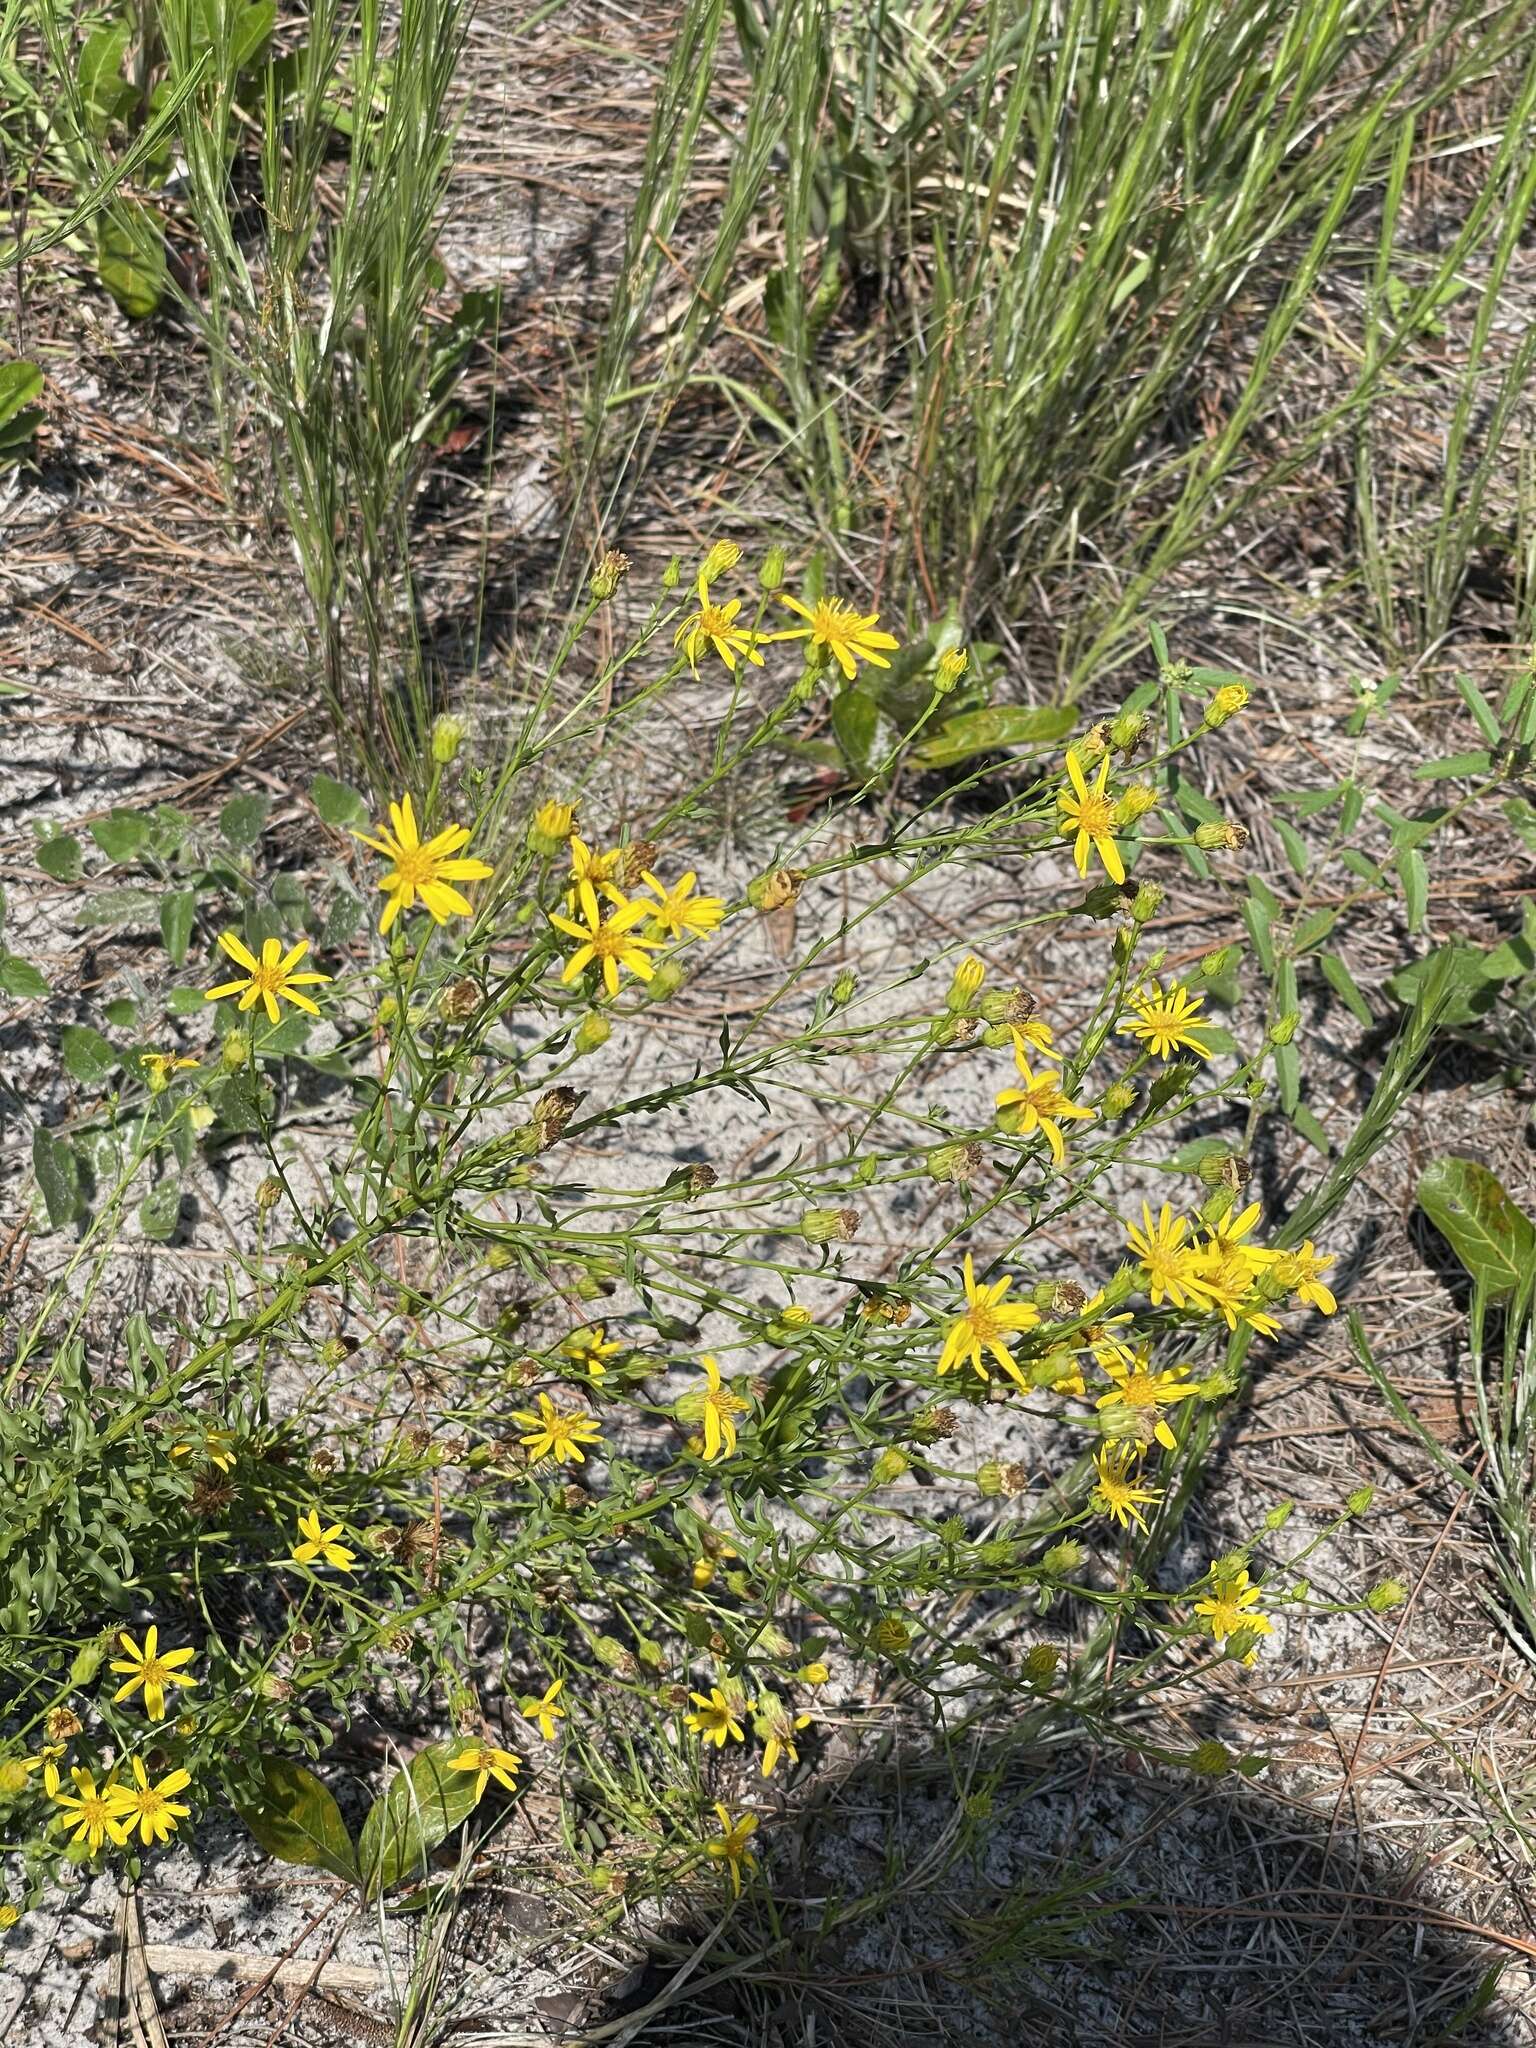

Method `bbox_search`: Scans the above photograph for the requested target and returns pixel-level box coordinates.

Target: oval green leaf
[235,1756,359,1884]
[1418,1156,1536,1299]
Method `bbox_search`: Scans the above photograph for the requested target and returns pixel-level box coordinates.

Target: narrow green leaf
[160,889,196,966]
[1317,951,1372,1026]
[1397,847,1428,932]
[1274,819,1309,878]
[1413,749,1491,780]
[1454,673,1502,746]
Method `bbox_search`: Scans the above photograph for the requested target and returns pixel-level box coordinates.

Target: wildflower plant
[3,546,1485,1939]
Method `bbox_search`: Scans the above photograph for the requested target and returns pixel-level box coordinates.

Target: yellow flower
[50,1767,132,1852]
[355,794,494,937]
[1193,1567,1273,1663]
[169,1426,237,1474]
[109,1627,197,1722]
[770,593,900,680]
[705,1802,759,1895]
[1185,1245,1283,1337]
[641,869,725,942]
[1125,1202,1204,1310]
[548,891,661,998]
[567,835,622,897]
[291,1509,357,1573]
[674,567,764,675]
[514,1393,602,1465]
[0,1756,37,1796]
[448,1742,522,1802]
[141,1051,199,1093]
[1095,1350,1198,1452]
[36,1743,66,1797]
[995,1050,1095,1166]
[1118,979,1212,1060]
[204,934,330,1025]
[685,1686,748,1747]
[1269,1240,1337,1315]
[796,1661,830,1686]
[1057,749,1125,884]
[520,1678,566,1741]
[562,1325,622,1378]
[116,1756,192,1848]
[699,1354,749,1463]
[1090,1442,1164,1535]
[759,1705,811,1778]
[937,1254,1039,1386]
[1011,1018,1056,1058]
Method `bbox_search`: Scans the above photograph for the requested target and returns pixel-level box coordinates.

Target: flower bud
[1203,682,1249,727]
[1040,1539,1085,1577]
[528,800,577,858]
[1264,1501,1294,1531]
[767,1303,814,1342]
[700,539,741,584]
[1100,1080,1137,1118]
[1345,1485,1375,1517]
[1367,1578,1407,1612]
[1111,709,1147,752]
[1130,880,1164,924]
[431,713,467,764]
[945,957,987,1012]
[1198,946,1231,980]
[1270,1011,1299,1046]
[1189,1739,1231,1778]
[70,1641,104,1686]
[1113,785,1157,826]
[221,1030,250,1072]
[1082,880,1131,919]
[872,1615,911,1656]
[981,1021,1013,1049]
[799,1206,858,1243]
[1023,1643,1060,1688]
[934,647,969,694]
[590,549,629,601]
[975,1461,1004,1498]
[1194,820,1244,850]
[661,555,682,589]
[871,1448,909,1484]
[646,958,686,1002]
[574,1012,611,1055]
[758,544,786,592]
[830,969,857,1006]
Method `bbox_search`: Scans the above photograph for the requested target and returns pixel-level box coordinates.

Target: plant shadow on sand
[583,1737,1521,2046]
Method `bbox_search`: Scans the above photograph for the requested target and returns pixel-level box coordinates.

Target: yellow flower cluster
[548,834,725,997]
